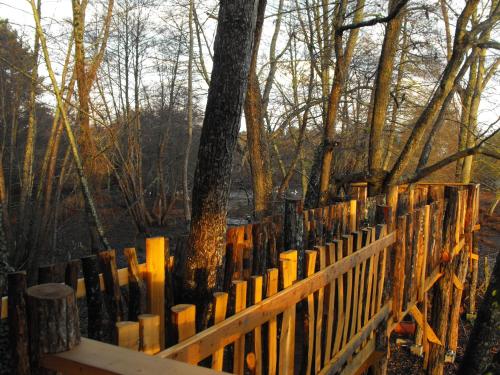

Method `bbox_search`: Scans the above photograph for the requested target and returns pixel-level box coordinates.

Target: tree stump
[26,283,80,374]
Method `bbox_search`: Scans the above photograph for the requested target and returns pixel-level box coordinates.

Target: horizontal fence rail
[2,182,481,375]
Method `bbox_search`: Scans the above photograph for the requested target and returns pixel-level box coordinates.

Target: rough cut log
[81,255,105,341]
[98,249,125,326]
[38,263,65,284]
[284,197,304,279]
[124,248,147,321]
[65,259,81,290]
[26,283,80,374]
[8,271,30,375]
[427,187,459,375]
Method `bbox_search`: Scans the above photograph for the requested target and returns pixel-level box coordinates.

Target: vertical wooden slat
[350,233,362,342]
[138,314,161,355]
[251,276,263,375]
[81,255,105,341]
[116,321,140,350]
[341,235,353,348]
[211,292,228,370]
[279,250,297,375]
[323,243,336,365]
[232,280,247,375]
[305,251,317,375]
[146,237,166,349]
[314,246,326,371]
[124,248,147,321]
[65,259,81,290]
[99,250,125,326]
[266,268,279,375]
[332,239,344,356]
[349,200,357,233]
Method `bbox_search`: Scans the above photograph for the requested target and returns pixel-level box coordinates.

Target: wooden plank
[41,337,226,375]
[116,321,140,351]
[339,338,375,375]
[156,233,396,363]
[233,280,247,375]
[279,250,297,375]
[250,276,263,375]
[319,304,391,375]
[452,238,465,257]
[211,292,228,371]
[349,234,361,343]
[266,268,279,375]
[315,245,326,371]
[324,243,336,365]
[333,239,345,355]
[409,306,442,345]
[146,237,166,350]
[342,235,354,348]
[305,251,317,375]
[349,200,357,233]
[1,296,7,319]
[138,314,161,355]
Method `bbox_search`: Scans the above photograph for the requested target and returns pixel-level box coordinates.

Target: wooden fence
[1,182,481,375]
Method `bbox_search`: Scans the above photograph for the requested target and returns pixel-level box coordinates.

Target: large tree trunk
[306,0,365,207]
[458,250,500,375]
[367,0,406,195]
[244,0,273,219]
[183,0,258,329]
[385,0,484,185]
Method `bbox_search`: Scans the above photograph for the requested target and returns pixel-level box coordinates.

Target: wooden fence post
[64,259,81,290]
[116,321,140,350]
[8,271,30,375]
[146,237,166,350]
[232,280,247,375]
[266,268,279,375]
[81,255,105,341]
[211,292,228,370]
[138,314,161,354]
[279,250,297,375]
[427,187,459,375]
[99,250,125,328]
[284,197,304,279]
[26,283,80,374]
[124,248,147,321]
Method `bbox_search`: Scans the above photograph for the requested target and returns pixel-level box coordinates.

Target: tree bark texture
[244,0,273,219]
[367,0,406,195]
[458,249,500,375]
[183,0,259,329]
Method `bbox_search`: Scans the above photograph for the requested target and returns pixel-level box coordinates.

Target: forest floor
[388,190,499,374]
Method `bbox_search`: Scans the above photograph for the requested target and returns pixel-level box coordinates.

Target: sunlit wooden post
[138,314,161,355]
[146,237,166,349]
[116,321,140,350]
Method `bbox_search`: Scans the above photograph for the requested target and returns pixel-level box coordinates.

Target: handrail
[156,232,396,363]
[41,337,225,375]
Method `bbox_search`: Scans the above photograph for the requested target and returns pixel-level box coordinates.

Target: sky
[1,0,499,134]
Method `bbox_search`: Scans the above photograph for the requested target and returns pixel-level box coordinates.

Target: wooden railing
[2,183,481,375]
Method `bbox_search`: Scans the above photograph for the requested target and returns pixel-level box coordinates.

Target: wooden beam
[409,306,442,346]
[318,304,391,375]
[40,337,227,375]
[156,234,396,364]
